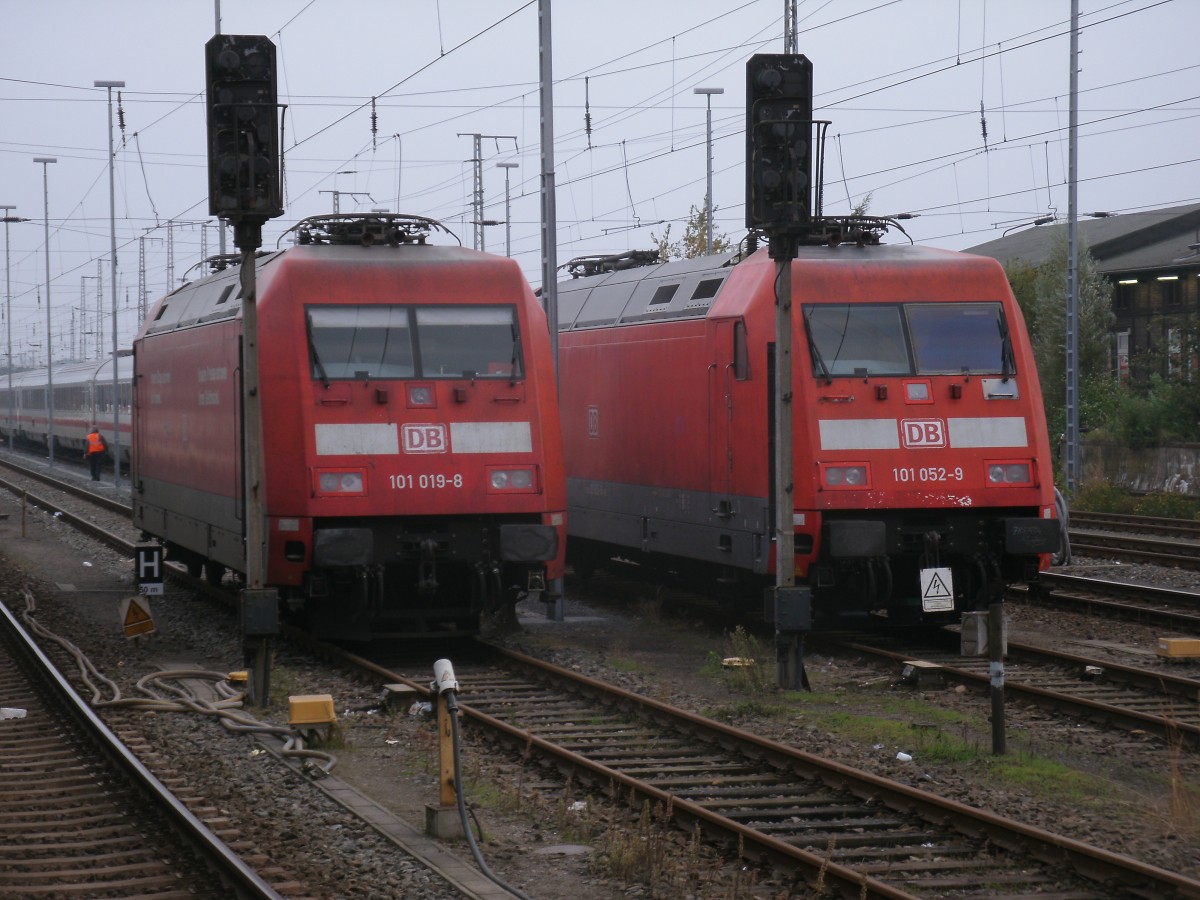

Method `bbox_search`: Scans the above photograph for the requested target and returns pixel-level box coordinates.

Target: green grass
[793,701,983,764]
[606,655,648,674]
[984,753,1097,803]
[775,687,1134,809]
[704,698,793,721]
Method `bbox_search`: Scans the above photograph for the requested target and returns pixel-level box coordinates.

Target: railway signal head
[205,34,283,229]
[745,53,813,233]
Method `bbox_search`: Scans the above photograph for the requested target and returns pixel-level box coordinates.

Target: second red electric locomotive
[133,214,566,639]
[556,230,1059,627]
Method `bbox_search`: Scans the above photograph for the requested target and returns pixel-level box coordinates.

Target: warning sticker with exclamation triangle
[919,567,954,612]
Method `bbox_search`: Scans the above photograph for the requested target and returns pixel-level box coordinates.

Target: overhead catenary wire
[2,0,1193,342]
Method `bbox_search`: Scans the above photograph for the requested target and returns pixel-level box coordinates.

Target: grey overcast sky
[2,0,1197,365]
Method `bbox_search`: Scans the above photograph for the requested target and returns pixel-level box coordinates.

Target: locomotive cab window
[306,304,522,381]
[307,306,415,380]
[907,302,1009,375]
[802,302,1011,378]
[416,306,523,379]
[804,305,910,376]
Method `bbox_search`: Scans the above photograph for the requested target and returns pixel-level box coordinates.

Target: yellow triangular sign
[121,596,156,638]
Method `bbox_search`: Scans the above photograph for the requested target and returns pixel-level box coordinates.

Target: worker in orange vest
[84,427,107,481]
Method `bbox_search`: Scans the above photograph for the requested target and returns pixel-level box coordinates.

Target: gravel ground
[494,564,1200,885]
[2,467,1198,897]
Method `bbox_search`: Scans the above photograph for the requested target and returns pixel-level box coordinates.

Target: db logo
[402,424,447,454]
[901,418,946,448]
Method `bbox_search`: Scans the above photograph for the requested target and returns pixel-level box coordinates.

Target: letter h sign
[136,543,165,595]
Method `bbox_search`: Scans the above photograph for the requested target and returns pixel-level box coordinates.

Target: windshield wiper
[509,321,522,384]
[803,309,833,385]
[997,313,1015,382]
[306,313,330,388]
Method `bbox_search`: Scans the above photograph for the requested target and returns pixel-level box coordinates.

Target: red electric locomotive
[556,229,1059,627]
[133,214,566,639]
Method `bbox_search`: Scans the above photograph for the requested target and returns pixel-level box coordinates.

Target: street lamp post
[694,87,724,255]
[2,206,28,452]
[33,157,57,466]
[96,79,125,486]
[496,161,519,257]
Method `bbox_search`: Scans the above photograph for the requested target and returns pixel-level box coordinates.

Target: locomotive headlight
[314,468,366,495]
[1005,463,1030,483]
[408,385,434,407]
[987,461,1032,485]
[821,464,869,490]
[488,466,537,492]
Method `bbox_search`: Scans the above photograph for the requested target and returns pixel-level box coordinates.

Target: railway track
[0,450,130,515]
[830,630,1200,750]
[1071,511,1200,541]
[1068,510,1200,568]
[0,592,279,898]
[8,453,1200,896]
[326,639,1200,899]
[1017,571,1200,634]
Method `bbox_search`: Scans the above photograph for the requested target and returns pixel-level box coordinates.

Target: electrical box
[901,660,944,688]
[961,610,1007,657]
[1156,637,1200,659]
[765,585,812,632]
[240,588,279,637]
[289,694,337,727]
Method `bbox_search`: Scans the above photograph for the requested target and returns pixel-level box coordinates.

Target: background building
[967,203,1200,384]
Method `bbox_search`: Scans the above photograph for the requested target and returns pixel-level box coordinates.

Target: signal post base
[424,804,464,839]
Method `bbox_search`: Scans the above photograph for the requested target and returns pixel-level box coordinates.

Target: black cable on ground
[444,688,532,900]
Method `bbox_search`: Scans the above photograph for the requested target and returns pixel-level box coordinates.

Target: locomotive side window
[733,320,749,381]
[307,306,415,380]
[804,305,910,376]
[907,303,1008,375]
[649,284,678,306]
[415,306,522,379]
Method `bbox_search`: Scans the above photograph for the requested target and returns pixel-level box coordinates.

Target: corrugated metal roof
[965,202,1200,274]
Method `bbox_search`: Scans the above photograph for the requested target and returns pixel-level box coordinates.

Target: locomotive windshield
[306,304,524,381]
[803,302,1010,377]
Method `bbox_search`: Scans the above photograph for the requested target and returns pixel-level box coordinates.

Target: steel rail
[836,637,1200,747]
[9,456,1199,895]
[325,639,1200,898]
[1070,510,1200,540]
[0,596,280,898]
[484,645,1200,897]
[1069,529,1200,568]
[0,451,130,516]
[1016,572,1200,633]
